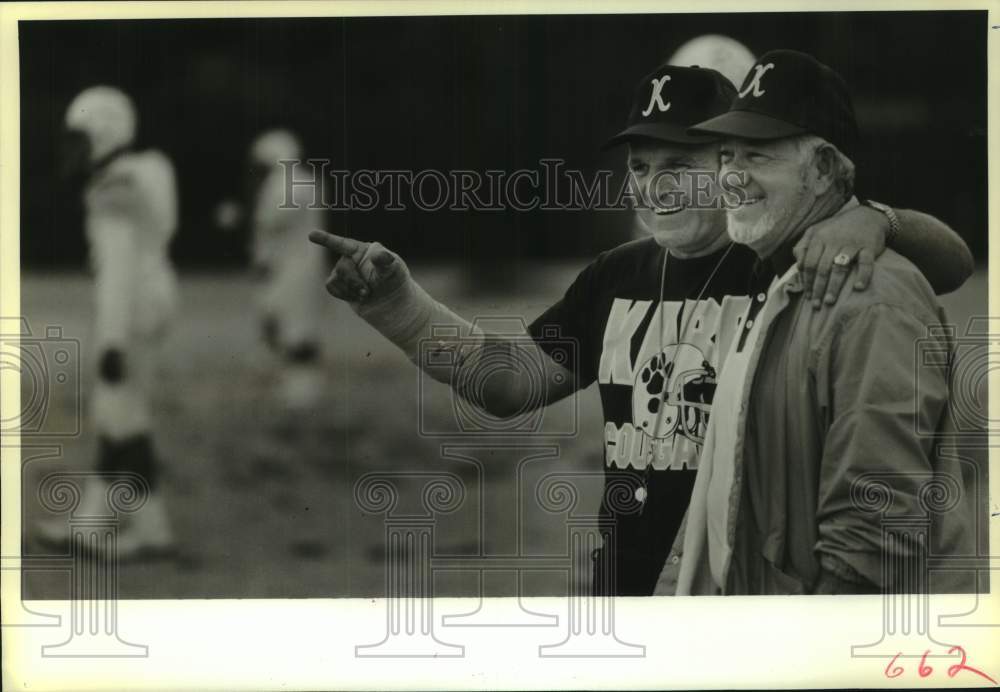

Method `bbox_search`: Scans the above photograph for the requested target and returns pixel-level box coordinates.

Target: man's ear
[810,143,839,196]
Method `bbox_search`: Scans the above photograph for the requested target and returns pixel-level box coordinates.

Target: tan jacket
[667,245,973,595]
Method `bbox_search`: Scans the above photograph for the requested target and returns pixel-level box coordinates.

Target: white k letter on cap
[738,62,775,98]
[641,75,672,116]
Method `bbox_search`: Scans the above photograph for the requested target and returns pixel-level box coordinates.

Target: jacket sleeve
[814,303,951,588]
[893,209,974,296]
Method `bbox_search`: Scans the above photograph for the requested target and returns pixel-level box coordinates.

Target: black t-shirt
[529,237,758,595]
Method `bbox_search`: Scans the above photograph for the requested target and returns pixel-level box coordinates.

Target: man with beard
[671,50,973,595]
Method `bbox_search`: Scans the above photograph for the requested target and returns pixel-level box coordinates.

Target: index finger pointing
[308,230,368,260]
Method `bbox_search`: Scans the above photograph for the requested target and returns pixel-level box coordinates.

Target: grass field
[16,263,989,599]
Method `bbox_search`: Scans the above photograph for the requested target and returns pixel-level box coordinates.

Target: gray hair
[794,134,855,197]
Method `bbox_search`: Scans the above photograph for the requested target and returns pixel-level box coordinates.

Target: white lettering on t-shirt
[597,299,652,385]
[599,295,751,470]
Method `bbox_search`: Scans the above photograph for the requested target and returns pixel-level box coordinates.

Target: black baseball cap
[688,49,859,158]
[604,64,737,149]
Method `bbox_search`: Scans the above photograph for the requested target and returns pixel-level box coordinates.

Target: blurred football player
[244,129,330,411]
[40,85,177,557]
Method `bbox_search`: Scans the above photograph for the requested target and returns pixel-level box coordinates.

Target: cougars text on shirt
[598,295,751,471]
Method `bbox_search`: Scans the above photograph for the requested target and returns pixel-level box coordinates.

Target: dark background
[20,12,988,268]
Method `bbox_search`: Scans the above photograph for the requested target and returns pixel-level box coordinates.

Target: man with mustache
[670,50,973,595]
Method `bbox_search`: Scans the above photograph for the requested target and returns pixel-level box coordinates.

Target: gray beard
[727,208,777,246]
[727,185,813,252]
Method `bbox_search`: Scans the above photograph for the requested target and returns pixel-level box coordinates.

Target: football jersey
[84,149,178,345]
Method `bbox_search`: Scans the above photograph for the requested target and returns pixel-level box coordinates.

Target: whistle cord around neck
[635,242,735,510]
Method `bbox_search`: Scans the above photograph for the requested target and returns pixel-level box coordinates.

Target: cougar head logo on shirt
[632,343,716,445]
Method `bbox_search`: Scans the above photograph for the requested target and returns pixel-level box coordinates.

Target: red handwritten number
[884,652,904,678]
[918,650,933,677]
[947,646,998,685]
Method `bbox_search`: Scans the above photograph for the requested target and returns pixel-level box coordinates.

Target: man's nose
[719,162,751,208]
[720,156,741,179]
[652,184,679,208]
[722,155,751,183]
[637,176,658,207]
[650,171,685,207]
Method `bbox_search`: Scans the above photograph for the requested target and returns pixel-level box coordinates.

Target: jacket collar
[777,195,861,294]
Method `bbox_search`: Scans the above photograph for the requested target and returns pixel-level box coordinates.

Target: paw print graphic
[632,343,715,443]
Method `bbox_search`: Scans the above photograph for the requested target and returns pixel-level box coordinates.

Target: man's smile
[653,203,685,215]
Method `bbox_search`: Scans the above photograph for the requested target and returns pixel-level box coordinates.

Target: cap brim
[602,122,720,150]
[688,110,806,140]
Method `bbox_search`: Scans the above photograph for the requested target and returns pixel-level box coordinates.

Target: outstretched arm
[309,230,578,417]
[794,204,974,306]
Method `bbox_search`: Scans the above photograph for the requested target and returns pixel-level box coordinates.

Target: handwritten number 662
[884,646,997,684]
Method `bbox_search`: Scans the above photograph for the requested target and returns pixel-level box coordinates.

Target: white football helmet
[668,34,757,89]
[64,86,137,162]
[250,129,302,167]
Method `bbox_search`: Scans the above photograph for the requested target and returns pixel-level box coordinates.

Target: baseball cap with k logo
[688,49,860,158]
[604,64,737,148]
